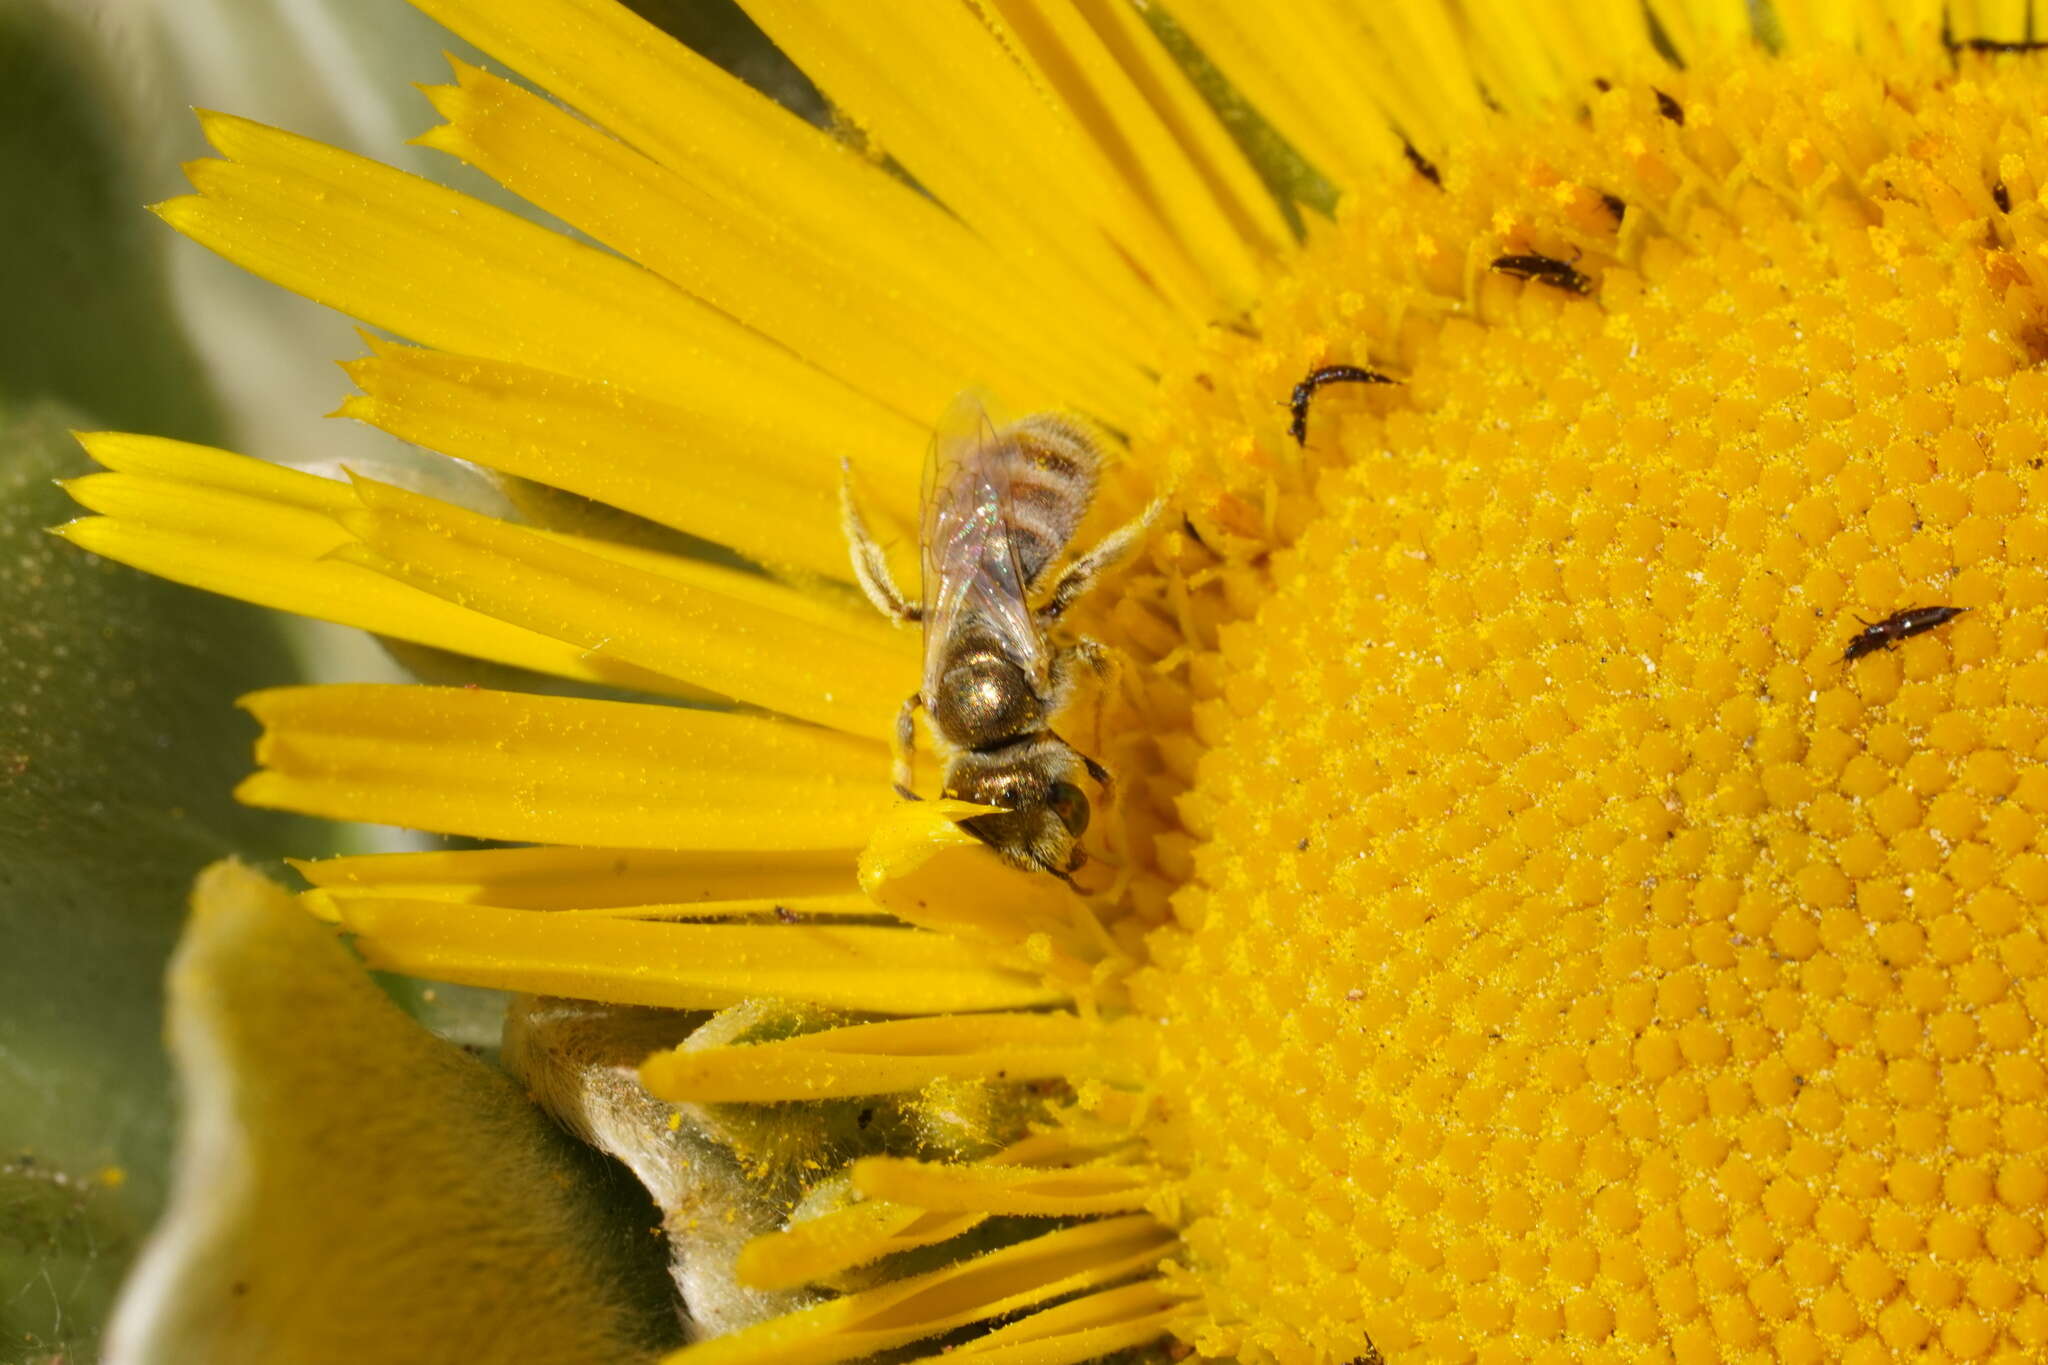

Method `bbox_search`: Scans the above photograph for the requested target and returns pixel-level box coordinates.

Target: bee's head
[946,744,1091,875]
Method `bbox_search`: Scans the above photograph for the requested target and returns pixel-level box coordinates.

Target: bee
[841,393,1160,879]
[1841,605,1969,663]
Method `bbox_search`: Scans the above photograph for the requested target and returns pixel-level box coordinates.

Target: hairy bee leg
[1040,496,1168,623]
[893,693,923,799]
[840,458,921,624]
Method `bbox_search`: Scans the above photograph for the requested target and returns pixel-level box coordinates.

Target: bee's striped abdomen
[1002,415,1098,588]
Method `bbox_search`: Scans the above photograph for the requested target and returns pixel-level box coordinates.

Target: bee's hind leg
[894,693,923,800]
[1040,496,1168,623]
[840,458,921,624]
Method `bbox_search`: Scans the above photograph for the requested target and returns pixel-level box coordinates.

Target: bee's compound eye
[1047,781,1090,838]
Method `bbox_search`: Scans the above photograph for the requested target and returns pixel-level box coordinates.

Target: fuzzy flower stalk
[59,0,2048,1360]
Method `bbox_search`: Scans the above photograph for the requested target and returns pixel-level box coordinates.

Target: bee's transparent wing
[920,391,1045,691]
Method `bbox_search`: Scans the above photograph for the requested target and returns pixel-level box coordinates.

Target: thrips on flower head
[1490,252,1593,295]
[1841,605,1969,663]
[1287,364,1399,446]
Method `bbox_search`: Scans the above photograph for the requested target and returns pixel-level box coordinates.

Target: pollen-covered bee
[841,393,1159,879]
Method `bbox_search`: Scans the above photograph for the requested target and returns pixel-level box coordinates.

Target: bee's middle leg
[894,693,923,799]
[1040,495,1168,623]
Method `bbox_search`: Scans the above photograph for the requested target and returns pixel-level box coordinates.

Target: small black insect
[1402,140,1443,188]
[1653,88,1685,124]
[1600,191,1626,221]
[1842,605,1969,663]
[1287,364,1398,445]
[1995,179,2013,213]
[1491,253,1592,295]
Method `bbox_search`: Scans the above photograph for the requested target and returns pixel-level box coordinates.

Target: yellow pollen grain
[1106,43,2048,1365]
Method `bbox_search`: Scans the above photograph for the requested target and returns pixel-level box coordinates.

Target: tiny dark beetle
[1490,253,1593,295]
[1842,605,1969,663]
[1653,88,1685,124]
[1287,364,1398,446]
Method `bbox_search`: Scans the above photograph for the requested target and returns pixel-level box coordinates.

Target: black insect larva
[1287,364,1398,446]
[1841,605,1969,663]
[1490,253,1593,295]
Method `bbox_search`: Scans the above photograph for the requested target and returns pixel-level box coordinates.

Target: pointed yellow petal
[858,802,1120,989]
[333,899,1061,1014]
[52,516,691,699]
[662,1216,1176,1365]
[337,474,916,735]
[405,0,1154,428]
[417,62,1098,426]
[306,889,877,925]
[639,1012,1094,1103]
[983,0,1283,309]
[291,845,858,907]
[898,1281,1183,1365]
[735,1201,988,1293]
[237,684,888,848]
[164,111,921,481]
[849,1154,1154,1217]
[76,430,354,512]
[338,340,892,582]
[738,0,1203,335]
[59,435,703,697]
[735,1131,1094,1291]
[1165,1,1417,184]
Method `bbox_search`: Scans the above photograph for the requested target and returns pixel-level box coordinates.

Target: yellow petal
[416,61,1100,428]
[982,0,1285,309]
[333,899,1062,1015]
[662,1216,1176,1365]
[849,1154,1154,1217]
[337,342,877,580]
[734,1201,988,1293]
[76,430,354,512]
[58,435,703,698]
[237,684,889,848]
[1164,0,1417,181]
[405,0,1156,428]
[897,1281,1183,1365]
[739,0,1203,336]
[639,1012,1094,1103]
[336,474,916,736]
[104,862,678,1363]
[51,516,690,699]
[305,889,876,925]
[163,111,922,483]
[858,801,1123,991]
[291,845,858,907]
[734,1129,1113,1292]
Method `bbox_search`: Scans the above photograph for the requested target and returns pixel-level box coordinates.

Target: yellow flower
[60,0,2048,1360]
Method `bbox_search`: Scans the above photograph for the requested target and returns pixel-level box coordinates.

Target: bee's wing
[921,391,1045,692]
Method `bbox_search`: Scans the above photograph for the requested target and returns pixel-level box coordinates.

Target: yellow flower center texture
[1113,47,2048,1365]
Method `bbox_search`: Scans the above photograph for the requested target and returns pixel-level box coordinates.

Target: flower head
[63,0,2048,1360]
